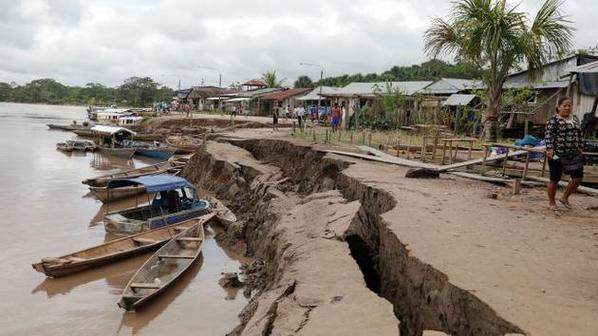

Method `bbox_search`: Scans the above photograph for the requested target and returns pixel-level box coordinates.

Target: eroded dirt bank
[182,138,597,336]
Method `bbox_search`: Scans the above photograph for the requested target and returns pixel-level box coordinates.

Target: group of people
[271,102,346,131]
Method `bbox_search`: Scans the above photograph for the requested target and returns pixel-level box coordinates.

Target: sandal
[558,199,572,210]
[548,204,559,211]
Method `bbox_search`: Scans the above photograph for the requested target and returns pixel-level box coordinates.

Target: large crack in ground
[182,138,525,336]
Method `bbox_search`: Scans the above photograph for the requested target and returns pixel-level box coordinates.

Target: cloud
[0,0,593,88]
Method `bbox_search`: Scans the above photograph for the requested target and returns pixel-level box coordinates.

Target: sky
[0,0,595,89]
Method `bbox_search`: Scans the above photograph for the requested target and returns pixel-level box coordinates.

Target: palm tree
[261,70,285,88]
[424,0,573,141]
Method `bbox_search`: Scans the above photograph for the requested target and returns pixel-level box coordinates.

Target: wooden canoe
[98,146,136,160]
[118,218,206,311]
[83,160,184,187]
[210,197,237,225]
[89,185,147,203]
[165,136,202,154]
[32,213,214,278]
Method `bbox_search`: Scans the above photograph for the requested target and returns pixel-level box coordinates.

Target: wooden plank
[177,237,203,242]
[439,150,530,172]
[130,282,161,289]
[157,254,195,259]
[525,176,598,196]
[356,146,440,170]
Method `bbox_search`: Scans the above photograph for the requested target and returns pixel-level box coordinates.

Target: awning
[90,125,137,135]
[225,97,252,103]
[443,94,477,106]
[107,175,195,193]
[567,61,598,74]
[206,97,230,101]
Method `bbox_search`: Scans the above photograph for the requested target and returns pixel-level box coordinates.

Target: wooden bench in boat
[176,237,202,242]
[130,282,161,290]
[157,254,195,260]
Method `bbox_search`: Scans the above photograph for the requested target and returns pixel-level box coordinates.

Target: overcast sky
[0,0,595,88]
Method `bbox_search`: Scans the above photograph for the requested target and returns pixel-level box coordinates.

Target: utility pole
[300,62,324,121]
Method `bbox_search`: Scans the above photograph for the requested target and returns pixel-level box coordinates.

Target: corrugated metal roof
[503,81,568,89]
[90,125,136,135]
[235,87,282,98]
[296,86,340,100]
[443,94,477,106]
[260,88,311,101]
[567,60,598,74]
[327,81,433,97]
[421,78,484,94]
[242,79,268,87]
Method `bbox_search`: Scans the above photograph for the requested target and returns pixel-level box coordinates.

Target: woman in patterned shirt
[545,97,584,210]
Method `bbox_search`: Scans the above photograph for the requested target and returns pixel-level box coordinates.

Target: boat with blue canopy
[103,175,210,235]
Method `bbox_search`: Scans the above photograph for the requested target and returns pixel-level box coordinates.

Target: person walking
[330,103,341,132]
[297,105,305,130]
[272,103,279,131]
[545,97,585,211]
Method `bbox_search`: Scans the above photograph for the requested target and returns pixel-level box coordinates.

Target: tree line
[293,59,484,88]
[0,77,174,107]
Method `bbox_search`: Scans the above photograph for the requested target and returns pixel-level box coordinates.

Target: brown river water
[0,103,248,335]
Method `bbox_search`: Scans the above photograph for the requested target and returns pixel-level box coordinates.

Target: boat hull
[83,161,183,187]
[98,147,136,159]
[104,205,211,235]
[118,219,205,311]
[89,185,146,203]
[32,214,214,278]
[134,148,174,160]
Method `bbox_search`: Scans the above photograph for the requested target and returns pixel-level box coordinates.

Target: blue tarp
[107,175,194,193]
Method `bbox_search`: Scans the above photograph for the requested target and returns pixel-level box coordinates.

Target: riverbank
[173,119,597,335]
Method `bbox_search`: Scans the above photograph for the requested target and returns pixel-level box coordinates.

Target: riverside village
[0,1,597,335]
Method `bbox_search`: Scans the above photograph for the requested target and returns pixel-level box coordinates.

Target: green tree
[0,82,11,101]
[293,75,314,88]
[261,70,285,88]
[118,77,161,107]
[424,0,573,141]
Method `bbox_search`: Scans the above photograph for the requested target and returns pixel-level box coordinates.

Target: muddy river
[0,103,247,335]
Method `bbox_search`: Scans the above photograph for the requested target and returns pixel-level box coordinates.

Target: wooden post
[362,132,366,144]
[325,129,329,144]
[448,140,454,164]
[502,147,509,176]
[441,140,447,165]
[396,139,401,157]
[482,145,488,168]
[452,142,459,164]
[523,151,530,180]
[368,133,372,147]
[313,130,317,143]
[512,178,521,195]
[467,140,473,160]
[524,114,529,136]
[421,136,427,162]
[431,133,438,163]
[407,139,412,159]
[350,131,354,144]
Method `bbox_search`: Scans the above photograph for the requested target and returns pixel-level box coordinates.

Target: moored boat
[103,175,210,235]
[118,218,206,311]
[98,146,136,159]
[32,214,214,278]
[90,184,147,203]
[83,160,184,187]
[121,140,175,160]
[209,197,237,225]
[56,142,74,152]
[67,139,97,151]
[165,136,203,154]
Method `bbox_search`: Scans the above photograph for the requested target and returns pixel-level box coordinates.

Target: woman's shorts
[548,158,584,182]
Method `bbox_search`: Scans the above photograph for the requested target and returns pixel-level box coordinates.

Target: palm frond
[423,18,460,57]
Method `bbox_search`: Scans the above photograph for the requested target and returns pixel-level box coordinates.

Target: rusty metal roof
[259,88,311,101]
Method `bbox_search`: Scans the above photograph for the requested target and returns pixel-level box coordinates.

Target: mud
[179,137,544,336]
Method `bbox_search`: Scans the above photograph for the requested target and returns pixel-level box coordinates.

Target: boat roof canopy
[91,125,137,135]
[107,175,195,193]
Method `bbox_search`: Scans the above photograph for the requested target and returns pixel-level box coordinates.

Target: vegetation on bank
[0,77,174,107]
